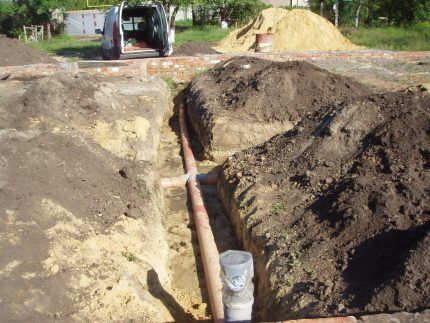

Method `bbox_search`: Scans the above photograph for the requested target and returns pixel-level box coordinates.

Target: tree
[1,0,68,37]
[160,0,199,30]
[333,0,339,26]
[354,0,362,27]
[192,0,270,26]
[309,0,430,26]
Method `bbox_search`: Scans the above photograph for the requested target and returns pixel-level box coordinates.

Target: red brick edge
[1,50,429,82]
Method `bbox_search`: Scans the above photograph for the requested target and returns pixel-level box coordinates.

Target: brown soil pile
[0,75,172,321]
[187,57,370,161]
[215,8,359,53]
[0,34,57,67]
[173,42,219,56]
[219,88,430,320]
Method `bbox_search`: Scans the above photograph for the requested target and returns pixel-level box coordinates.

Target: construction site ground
[0,48,429,322]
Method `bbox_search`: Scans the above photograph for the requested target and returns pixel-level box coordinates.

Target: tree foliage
[309,0,430,26]
[192,0,270,26]
[1,0,69,36]
[158,0,198,29]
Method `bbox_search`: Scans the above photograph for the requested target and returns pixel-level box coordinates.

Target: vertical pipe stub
[255,33,273,52]
[220,250,254,322]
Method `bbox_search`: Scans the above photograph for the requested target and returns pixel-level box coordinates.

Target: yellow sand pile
[215,8,359,53]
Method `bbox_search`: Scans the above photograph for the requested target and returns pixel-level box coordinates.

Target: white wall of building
[263,0,309,7]
[65,10,105,36]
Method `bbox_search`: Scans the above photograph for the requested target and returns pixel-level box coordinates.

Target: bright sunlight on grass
[29,34,100,60]
[27,21,429,62]
[344,24,430,51]
[175,19,232,47]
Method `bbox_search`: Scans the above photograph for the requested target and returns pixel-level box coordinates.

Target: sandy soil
[1,53,429,322]
[157,89,238,321]
[215,8,359,53]
[0,75,174,321]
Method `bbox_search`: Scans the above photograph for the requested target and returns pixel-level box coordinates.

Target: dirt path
[156,91,238,321]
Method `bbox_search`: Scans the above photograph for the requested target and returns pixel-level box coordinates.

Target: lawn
[343,24,430,51]
[28,34,101,60]
[175,20,232,47]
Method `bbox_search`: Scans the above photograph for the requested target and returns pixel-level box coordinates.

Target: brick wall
[1,50,429,82]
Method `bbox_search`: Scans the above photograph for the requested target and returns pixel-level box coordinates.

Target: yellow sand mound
[215,8,360,53]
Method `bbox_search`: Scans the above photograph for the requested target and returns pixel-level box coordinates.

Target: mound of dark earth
[219,88,430,320]
[187,56,370,162]
[0,34,57,67]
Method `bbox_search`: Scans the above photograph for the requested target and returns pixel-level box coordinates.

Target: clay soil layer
[0,74,175,321]
[219,88,430,320]
[187,57,370,162]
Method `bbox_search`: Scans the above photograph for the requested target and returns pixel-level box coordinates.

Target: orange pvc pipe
[161,172,219,189]
[179,103,224,322]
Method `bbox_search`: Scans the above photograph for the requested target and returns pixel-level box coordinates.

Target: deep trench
[157,88,239,321]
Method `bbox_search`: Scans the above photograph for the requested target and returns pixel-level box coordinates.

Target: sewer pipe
[178,103,224,322]
[161,172,219,189]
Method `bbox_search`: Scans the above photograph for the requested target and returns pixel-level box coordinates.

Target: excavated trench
[1,55,429,322]
[157,89,239,321]
[185,58,430,321]
[0,74,241,322]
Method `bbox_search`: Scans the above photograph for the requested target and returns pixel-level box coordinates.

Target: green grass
[344,24,430,51]
[271,202,286,215]
[121,251,137,262]
[175,23,232,47]
[28,34,100,61]
[28,24,231,60]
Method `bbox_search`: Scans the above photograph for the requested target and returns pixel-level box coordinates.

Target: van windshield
[121,6,163,52]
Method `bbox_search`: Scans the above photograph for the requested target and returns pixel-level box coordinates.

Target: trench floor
[157,93,238,322]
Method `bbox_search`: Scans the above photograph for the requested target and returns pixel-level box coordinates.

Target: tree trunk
[355,0,363,28]
[192,6,196,26]
[46,22,51,40]
[170,6,179,31]
[164,1,171,30]
[320,2,324,17]
[334,0,339,27]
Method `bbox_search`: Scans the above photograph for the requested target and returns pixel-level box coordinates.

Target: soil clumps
[215,8,359,53]
[187,56,370,162]
[173,42,219,56]
[0,34,57,67]
[0,74,173,321]
[219,88,430,320]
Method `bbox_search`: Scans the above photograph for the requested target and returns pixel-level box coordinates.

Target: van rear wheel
[102,49,111,60]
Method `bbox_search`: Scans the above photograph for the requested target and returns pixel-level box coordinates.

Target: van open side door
[156,2,172,56]
[117,1,125,54]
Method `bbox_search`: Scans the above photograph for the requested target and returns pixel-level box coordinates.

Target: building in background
[263,0,309,7]
[64,10,105,36]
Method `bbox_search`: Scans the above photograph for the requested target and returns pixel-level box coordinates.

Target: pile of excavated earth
[0,34,56,66]
[0,74,175,321]
[215,8,359,53]
[188,57,430,320]
[188,57,370,162]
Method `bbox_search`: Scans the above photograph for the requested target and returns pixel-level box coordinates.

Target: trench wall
[1,50,429,81]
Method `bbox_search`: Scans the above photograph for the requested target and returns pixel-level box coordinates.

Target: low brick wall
[1,50,429,81]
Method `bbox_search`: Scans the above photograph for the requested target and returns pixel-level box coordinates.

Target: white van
[97,1,172,59]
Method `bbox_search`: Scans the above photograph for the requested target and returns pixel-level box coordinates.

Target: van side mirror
[95,28,103,35]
